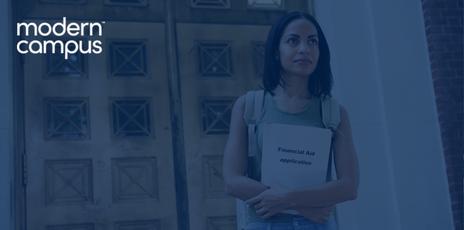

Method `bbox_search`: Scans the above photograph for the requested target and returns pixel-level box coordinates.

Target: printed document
[261,123,332,213]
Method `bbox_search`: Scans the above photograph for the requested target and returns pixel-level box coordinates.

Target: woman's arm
[285,105,359,208]
[223,95,268,200]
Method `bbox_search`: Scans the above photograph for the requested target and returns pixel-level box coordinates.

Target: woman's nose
[297,43,310,53]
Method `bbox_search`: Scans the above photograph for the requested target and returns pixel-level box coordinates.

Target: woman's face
[278,18,320,78]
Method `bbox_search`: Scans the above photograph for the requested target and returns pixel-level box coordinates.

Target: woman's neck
[277,73,310,99]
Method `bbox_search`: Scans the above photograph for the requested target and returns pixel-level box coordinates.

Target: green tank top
[247,92,325,222]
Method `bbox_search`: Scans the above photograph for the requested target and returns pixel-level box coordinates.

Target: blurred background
[0,0,462,229]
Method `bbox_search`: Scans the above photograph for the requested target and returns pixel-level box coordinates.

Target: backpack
[235,89,341,229]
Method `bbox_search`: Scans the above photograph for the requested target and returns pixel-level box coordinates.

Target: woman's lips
[294,59,311,64]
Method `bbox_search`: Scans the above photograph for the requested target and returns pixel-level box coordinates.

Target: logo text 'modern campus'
[16,17,104,59]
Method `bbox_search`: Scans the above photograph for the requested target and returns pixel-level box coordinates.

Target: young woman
[223,11,359,230]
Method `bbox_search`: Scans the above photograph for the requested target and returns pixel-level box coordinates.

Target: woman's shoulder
[321,96,347,111]
[319,96,352,130]
[232,90,266,122]
[321,96,347,117]
[235,90,265,107]
[233,94,246,112]
[232,92,255,116]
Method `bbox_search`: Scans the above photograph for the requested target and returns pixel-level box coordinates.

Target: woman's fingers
[253,201,264,210]
[255,206,267,215]
[261,210,275,219]
[245,195,261,206]
[255,204,280,219]
[258,208,278,219]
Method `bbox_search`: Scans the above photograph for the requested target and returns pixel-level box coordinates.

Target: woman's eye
[287,37,298,45]
[308,38,319,46]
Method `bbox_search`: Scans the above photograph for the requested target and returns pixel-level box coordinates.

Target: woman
[223,11,359,230]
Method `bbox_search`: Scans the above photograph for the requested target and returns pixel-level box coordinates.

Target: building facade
[0,0,461,229]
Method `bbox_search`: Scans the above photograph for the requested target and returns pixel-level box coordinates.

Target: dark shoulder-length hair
[262,11,333,98]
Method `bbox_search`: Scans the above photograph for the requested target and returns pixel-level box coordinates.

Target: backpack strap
[243,90,265,157]
[320,97,341,181]
[237,90,265,230]
[243,91,256,124]
[321,96,342,229]
[321,97,341,132]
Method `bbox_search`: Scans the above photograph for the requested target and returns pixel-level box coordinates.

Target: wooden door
[24,21,178,230]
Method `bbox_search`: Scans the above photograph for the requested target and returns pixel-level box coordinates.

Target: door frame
[12,0,27,229]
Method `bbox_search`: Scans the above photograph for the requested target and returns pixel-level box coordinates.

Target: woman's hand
[296,206,334,224]
[246,188,290,219]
